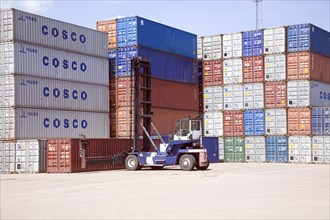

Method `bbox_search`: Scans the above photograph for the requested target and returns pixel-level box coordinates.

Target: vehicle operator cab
[173,118,201,141]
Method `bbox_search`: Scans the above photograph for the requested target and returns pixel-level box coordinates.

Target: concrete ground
[0,163,329,220]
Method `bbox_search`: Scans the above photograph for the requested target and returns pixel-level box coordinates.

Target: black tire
[125,155,141,171]
[196,160,210,170]
[179,154,196,171]
[150,166,164,170]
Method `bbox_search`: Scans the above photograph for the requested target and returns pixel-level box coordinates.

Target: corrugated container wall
[201,137,220,163]
[222,33,242,59]
[224,111,244,136]
[312,107,330,135]
[0,75,109,112]
[223,59,243,84]
[287,52,330,84]
[242,56,264,83]
[287,23,330,57]
[265,109,287,136]
[204,111,223,137]
[0,108,110,139]
[116,46,197,84]
[288,136,312,163]
[0,141,15,173]
[203,86,223,112]
[203,60,223,86]
[244,110,265,136]
[243,83,264,109]
[223,84,243,110]
[264,81,287,108]
[242,30,263,57]
[263,27,286,54]
[197,37,202,59]
[0,9,108,58]
[96,19,117,49]
[264,54,286,81]
[116,16,197,59]
[287,108,311,135]
[266,136,288,163]
[312,136,330,164]
[0,42,109,85]
[224,137,245,162]
[287,80,330,107]
[218,137,225,161]
[108,50,117,77]
[245,136,266,163]
[202,35,222,60]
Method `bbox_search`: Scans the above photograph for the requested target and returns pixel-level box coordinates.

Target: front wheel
[179,154,196,171]
[125,155,141,171]
[196,160,209,170]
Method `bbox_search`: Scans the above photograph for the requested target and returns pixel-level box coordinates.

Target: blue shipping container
[244,110,265,135]
[266,136,288,163]
[116,16,197,59]
[287,24,330,57]
[116,46,198,84]
[242,30,263,57]
[108,50,117,77]
[312,107,330,135]
[202,137,219,163]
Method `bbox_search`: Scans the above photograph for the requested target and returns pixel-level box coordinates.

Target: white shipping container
[218,137,224,161]
[211,35,222,60]
[202,36,212,60]
[265,109,287,135]
[287,80,330,107]
[312,136,330,164]
[243,83,264,109]
[245,136,266,162]
[263,27,286,54]
[223,59,243,84]
[289,136,312,163]
[203,111,223,137]
[197,37,202,60]
[203,86,223,111]
[0,108,110,139]
[223,33,242,59]
[0,42,109,85]
[264,54,286,81]
[0,141,15,173]
[0,9,107,58]
[0,75,109,112]
[15,140,40,173]
[224,84,243,110]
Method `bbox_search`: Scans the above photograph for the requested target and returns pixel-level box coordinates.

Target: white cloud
[0,0,55,13]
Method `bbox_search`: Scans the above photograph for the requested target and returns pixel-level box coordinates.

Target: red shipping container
[47,138,161,173]
[224,111,244,136]
[288,108,311,135]
[96,19,117,49]
[243,56,264,83]
[264,81,287,108]
[287,52,330,84]
[116,107,199,138]
[203,60,223,86]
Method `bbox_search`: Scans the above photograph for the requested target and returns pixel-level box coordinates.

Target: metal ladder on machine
[130,58,165,153]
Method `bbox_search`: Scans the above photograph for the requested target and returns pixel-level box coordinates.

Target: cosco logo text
[43,87,87,100]
[42,25,86,43]
[320,92,330,100]
[43,118,88,129]
[43,56,87,72]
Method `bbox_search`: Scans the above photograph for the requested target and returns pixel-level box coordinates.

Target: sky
[1,0,329,36]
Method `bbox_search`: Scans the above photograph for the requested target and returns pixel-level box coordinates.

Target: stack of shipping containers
[0,9,110,173]
[199,23,330,164]
[97,16,199,138]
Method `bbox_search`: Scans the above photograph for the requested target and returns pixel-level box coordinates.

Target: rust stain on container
[224,110,244,136]
[203,60,223,86]
[243,56,264,83]
[288,108,311,135]
[96,20,117,49]
[287,52,330,84]
[264,81,287,108]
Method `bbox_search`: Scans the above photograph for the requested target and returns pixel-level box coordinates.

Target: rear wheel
[125,155,141,171]
[196,160,209,170]
[179,154,196,171]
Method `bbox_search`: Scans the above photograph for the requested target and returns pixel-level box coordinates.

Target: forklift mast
[131,58,152,152]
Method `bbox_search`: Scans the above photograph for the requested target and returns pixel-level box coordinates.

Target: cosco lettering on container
[43,118,88,129]
[41,25,86,44]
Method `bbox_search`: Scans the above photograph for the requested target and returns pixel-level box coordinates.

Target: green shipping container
[224,137,245,162]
